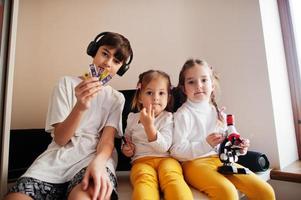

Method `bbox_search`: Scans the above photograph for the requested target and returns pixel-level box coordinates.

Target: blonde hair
[132,70,173,112]
[177,59,224,122]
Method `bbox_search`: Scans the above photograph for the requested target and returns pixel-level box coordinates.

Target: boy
[5,32,133,200]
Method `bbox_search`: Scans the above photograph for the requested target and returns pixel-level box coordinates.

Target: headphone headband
[93,32,109,44]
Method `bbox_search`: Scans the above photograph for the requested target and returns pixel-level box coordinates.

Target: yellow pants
[182,156,275,200]
[130,157,193,200]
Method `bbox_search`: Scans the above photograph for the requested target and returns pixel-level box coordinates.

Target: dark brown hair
[97,32,133,64]
[132,70,173,112]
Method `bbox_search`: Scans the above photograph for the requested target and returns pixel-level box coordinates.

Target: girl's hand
[81,156,112,200]
[75,77,102,111]
[238,138,250,155]
[139,104,155,128]
[206,132,225,148]
[139,104,157,141]
[121,137,135,157]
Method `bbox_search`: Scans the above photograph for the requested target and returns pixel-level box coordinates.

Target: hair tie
[136,83,141,89]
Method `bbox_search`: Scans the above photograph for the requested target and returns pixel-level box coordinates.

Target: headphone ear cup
[117,53,133,76]
[117,64,130,76]
[87,41,98,57]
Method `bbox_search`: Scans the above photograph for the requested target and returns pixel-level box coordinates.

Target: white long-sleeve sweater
[170,100,226,162]
[124,111,173,161]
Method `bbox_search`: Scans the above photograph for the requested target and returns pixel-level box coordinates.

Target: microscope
[217,114,249,174]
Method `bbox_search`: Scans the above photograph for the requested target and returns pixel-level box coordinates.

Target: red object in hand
[226,114,242,144]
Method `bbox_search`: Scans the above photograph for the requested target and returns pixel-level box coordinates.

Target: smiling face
[183,64,214,103]
[92,45,123,76]
[139,77,169,116]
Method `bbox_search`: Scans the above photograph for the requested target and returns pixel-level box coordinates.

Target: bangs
[98,32,131,63]
[114,48,127,62]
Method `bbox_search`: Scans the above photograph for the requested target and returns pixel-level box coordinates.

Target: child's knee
[158,158,182,174]
[130,164,157,184]
[130,164,160,200]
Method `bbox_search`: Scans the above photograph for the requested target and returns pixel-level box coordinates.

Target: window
[278,0,301,159]
[290,1,301,78]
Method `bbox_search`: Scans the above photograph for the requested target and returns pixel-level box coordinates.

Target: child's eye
[159,91,166,96]
[202,78,208,83]
[113,58,121,65]
[102,51,109,57]
[187,80,195,84]
[145,91,153,96]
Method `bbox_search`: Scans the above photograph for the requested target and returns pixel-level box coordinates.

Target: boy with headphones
[5,32,133,200]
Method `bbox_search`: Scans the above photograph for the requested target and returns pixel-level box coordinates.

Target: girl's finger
[147,104,152,115]
[152,106,155,118]
[141,108,147,116]
[125,136,132,144]
[220,106,226,112]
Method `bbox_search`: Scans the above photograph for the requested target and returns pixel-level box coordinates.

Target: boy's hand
[75,77,102,111]
[206,132,225,148]
[121,137,135,157]
[81,156,112,200]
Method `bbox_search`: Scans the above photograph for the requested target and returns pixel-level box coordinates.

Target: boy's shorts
[8,167,118,200]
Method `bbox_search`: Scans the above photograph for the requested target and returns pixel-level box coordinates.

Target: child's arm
[81,126,116,200]
[122,113,136,157]
[53,77,101,146]
[142,111,173,153]
[170,111,213,161]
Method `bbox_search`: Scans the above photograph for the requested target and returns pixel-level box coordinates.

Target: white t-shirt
[170,100,226,162]
[124,111,173,161]
[22,76,124,183]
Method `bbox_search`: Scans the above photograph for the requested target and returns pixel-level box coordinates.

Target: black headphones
[86,32,133,76]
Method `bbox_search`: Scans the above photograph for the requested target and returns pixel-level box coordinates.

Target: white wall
[11,0,299,171]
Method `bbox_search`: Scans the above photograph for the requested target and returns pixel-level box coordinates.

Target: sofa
[8,89,270,199]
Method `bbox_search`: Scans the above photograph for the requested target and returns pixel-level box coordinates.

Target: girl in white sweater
[121,70,193,200]
[170,59,275,200]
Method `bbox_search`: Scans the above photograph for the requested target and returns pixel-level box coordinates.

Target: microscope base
[218,165,250,174]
